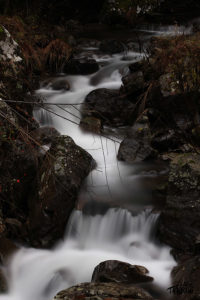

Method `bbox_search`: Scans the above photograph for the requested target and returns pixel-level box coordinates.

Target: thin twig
[0,99,83,106]
[57,105,81,120]
[100,135,112,199]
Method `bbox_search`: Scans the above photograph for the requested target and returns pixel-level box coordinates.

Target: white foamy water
[1,209,175,300]
[0,41,177,300]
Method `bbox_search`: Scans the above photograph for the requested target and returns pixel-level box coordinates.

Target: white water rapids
[1,26,189,300]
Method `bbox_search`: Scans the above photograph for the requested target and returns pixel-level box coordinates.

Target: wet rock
[28,135,95,247]
[146,91,196,152]
[52,282,154,300]
[167,153,200,196]
[0,99,19,127]
[191,125,200,147]
[171,256,200,300]
[99,39,125,54]
[158,153,200,253]
[92,260,154,284]
[151,129,183,152]
[0,101,39,242]
[83,88,136,126]
[118,112,157,162]
[30,126,60,145]
[129,61,144,73]
[0,237,18,265]
[63,58,99,75]
[121,71,145,95]
[159,73,175,97]
[80,116,102,134]
[42,78,70,91]
[0,268,7,293]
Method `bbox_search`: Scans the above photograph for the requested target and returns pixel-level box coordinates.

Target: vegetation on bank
[147,33,200,93]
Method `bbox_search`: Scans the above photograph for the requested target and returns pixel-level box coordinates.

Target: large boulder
[28,135,95,247]
[0,102,94,248]
[92,260,153,284]
[83,88,136,127]
[52,282,154,300]
[158,153,200,254]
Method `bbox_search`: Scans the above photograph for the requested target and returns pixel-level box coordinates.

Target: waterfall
[1,24,187,300]
[0,209,175,300]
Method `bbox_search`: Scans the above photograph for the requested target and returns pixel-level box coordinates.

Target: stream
[0,23,193,300]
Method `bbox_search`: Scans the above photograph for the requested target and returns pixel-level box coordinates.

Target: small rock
[42,78,70,91]
[92,260,154,284]
[99,39,125,54]
[118,112,157,162]
[121,71,144,95]
[129,61,144,73]
[0,237,18,265]
[30,126,60,145]
[80,117,101,134]
[63,58,99,75]
[0,268,7,293]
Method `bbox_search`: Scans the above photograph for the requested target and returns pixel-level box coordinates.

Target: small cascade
[0,209,175,300]
[0,26,182,300]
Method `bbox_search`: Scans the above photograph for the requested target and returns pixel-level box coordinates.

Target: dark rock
[99,39,125,54]
[80,117,101,134]
[0,103,39,239]
[92,260,154,284]
[42,78,70,91]
[30,126,60,145]
[121,71,144,95]
[171,256,200,300]
[192,125,200,147]
[158,153,200,254]
[146,90,198,152]
[0,96,94,248]
[28,135,95,247]
[83,88,136,127]
[129,61,144,73]
[167,153,200,197]
[151,129,182,152]
[53,282,154,300]
[0,237,18,265]
[118,112,157,162]
[63,58,99,75]
[0,268,7,293]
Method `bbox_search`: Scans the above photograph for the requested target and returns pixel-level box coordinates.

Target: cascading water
[1,26,187,300]
[0,209,175,300]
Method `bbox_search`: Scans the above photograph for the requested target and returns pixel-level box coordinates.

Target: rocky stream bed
[0,4,200,300]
